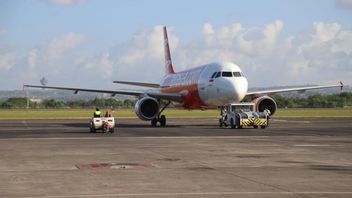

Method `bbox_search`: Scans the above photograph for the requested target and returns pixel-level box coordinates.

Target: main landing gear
[151,101,171,127]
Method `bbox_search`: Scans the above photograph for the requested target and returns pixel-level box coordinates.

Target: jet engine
[135,97,160,121]
[252,96,277,116]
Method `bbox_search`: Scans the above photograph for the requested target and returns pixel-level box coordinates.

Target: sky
[0,0,351,90]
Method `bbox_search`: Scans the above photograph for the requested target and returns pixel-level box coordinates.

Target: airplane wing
[147,92,183,102]
[246,82,344,97]
[23,85,183,102]
[113,81,160,88]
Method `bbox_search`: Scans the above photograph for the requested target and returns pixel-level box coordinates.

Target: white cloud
[169,21,351,86]
[44,32,87,60]
[336,0,352,9]
[107,26,180,81]
[173,20,286,74]
[27,49,38,68]
[48,0,87,6]
[284,22,351,82]
[0,29,7,36]
[297,22,341,49]
[332,29,352,53]
[203,23,215,35]
[80,52,114,78]
[118,26,178,65]
[98,53,113,78]
[0,52,17,71]
[0,32,89,88]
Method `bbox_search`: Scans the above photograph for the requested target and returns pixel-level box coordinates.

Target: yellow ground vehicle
[219,103,269,129]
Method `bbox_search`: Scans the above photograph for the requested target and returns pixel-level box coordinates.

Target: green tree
[42,99,65,108]
[6,97,28,108]
[123,99,134,108]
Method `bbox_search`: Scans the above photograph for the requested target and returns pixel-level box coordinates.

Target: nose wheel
[151,101,170,127]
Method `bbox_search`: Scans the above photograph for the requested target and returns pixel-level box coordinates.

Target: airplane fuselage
[160,62,248,109]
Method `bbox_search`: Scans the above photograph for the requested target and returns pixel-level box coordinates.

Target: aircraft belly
[161,84,205,109]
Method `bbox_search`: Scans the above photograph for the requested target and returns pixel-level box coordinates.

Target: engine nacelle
[252,96,277,116]
[135,97,160,121]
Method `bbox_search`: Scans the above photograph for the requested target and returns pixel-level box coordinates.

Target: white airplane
[24,26,343,127]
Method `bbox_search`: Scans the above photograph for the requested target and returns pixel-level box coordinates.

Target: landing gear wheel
[219,118,223,127]
[89,122,96,133]
[230,118,236,129]
[151,101,171,127]
[151,118,157,127]
[235,115,241,129]
[102,125,108,133]
[160,115,166,127]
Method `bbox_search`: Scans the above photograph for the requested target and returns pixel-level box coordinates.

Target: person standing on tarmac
[94,108,101,118]
[264,109,271,126]
[105,110,111,117]
[264,109,271,117]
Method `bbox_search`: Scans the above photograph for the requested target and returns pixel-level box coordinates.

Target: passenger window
[233,72,242,77]
[210,72,217,78]
[222,72,233,77]
[215,72,221,78]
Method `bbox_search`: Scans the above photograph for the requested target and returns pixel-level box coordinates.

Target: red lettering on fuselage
[160,66,206,109]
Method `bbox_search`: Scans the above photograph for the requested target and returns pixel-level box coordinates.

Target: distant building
[29,98,43,104]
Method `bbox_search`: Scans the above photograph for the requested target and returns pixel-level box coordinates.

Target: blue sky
[1,0,351,46]
[0,0,351,90]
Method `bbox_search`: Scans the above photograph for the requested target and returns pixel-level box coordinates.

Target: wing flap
[113,81,160,88]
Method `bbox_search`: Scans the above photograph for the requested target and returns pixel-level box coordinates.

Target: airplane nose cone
[223,77,248,102]
[236,78,248,101]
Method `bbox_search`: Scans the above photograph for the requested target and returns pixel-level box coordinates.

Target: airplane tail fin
[163,26,175,75]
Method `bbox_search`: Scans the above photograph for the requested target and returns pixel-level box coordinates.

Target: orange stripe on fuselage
[161,84,205,109]
[160,66,207,109]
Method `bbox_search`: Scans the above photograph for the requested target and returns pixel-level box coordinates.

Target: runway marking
[21,120,30,129]
[21,191,352,198]
[273,119,311,124]
[294,144,332,147]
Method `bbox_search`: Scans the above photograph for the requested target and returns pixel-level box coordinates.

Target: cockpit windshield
[233,72,242,77]
[210,71,242,79]
[211,72,217,78]
[222,72,232,77]
[215,72,221,78]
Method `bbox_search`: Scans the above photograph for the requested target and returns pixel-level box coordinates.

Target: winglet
[340,81,344,91]
[163,26,175,75]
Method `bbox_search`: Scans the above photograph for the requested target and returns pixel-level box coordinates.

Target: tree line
[0,98,135,109]
[271,92,352,108]
[0,92,351,109]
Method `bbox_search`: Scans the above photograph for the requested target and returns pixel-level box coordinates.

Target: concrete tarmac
[0,118,351,197]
